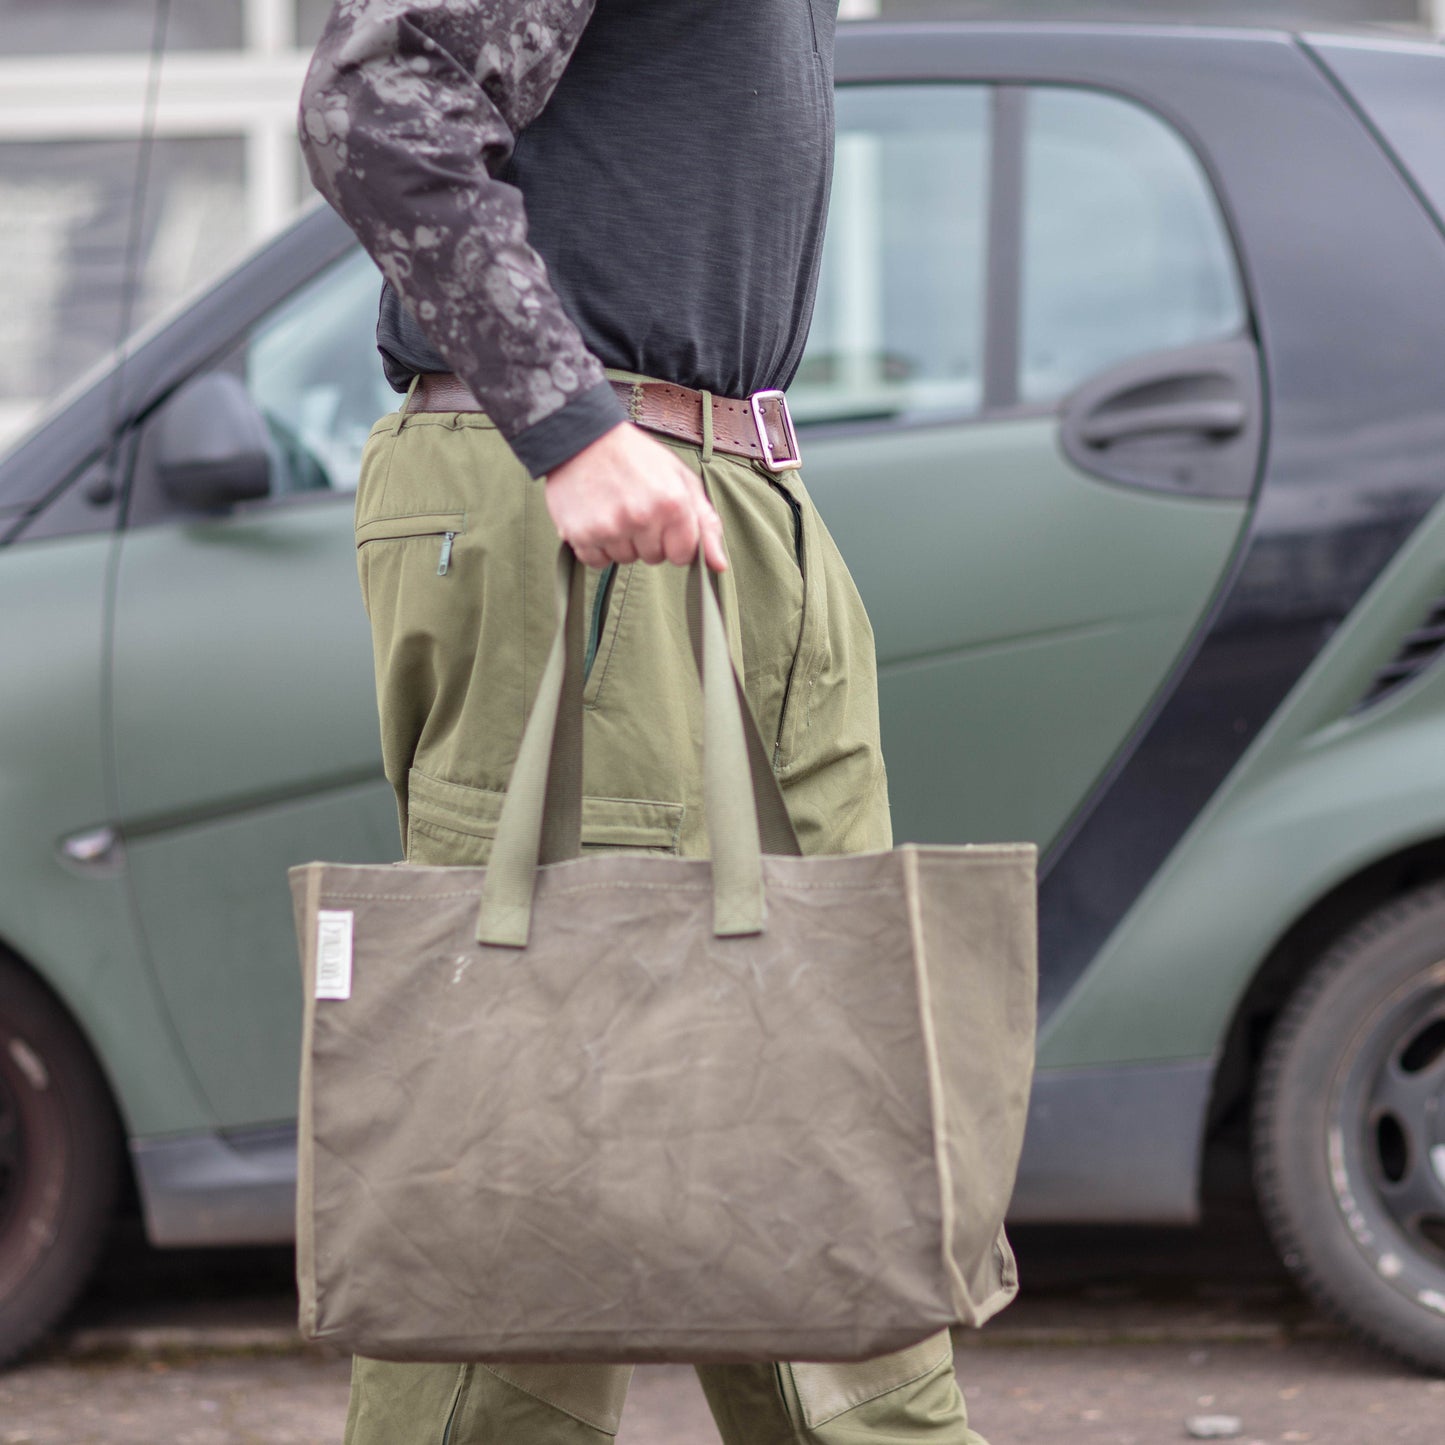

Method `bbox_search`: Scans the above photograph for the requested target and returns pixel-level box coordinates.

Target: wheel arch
[1204,833,1445,1160]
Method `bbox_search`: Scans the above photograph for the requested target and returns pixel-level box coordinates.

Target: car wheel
[0,957,119,1364]
[1255,885,1445,1372]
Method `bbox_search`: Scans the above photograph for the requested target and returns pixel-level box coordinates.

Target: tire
[0,957,119,1365]
[1255,885,1445,1373]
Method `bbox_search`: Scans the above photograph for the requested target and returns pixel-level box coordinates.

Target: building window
[0,137,246,403]
[0,0,315,444]
[0,0,242,54]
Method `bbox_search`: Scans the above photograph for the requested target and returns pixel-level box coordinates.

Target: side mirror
[155,372,271,511]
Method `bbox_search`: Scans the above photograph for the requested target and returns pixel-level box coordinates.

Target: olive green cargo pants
[346,402,986,1444]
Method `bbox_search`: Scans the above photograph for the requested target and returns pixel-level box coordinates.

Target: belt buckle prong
[749,389,802,472]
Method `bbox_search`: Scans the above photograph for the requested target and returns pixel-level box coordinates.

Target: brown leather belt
[406,372,802,472]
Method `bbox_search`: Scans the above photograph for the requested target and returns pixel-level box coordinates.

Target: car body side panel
[806,417,1249,851]
[132,1125,298,1247]
[110,497,397,1129]
[1008,1060,1213,1223]
[123,781,398,1129]
[109,497,379,824]
[838,28,1445,1028]
[0,533,213,1137]
[1038,484,1445,1077]
[1017,473,1445,1220]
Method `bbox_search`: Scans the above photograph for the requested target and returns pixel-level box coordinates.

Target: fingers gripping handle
[475,547,799,947]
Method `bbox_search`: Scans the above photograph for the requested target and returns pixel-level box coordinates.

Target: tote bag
[291,549,1037,1363]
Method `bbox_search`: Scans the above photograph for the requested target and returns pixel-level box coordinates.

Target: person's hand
[543,423,728,571]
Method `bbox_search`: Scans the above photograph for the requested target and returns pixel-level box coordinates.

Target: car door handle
[1060,338,1262,499]
[1079,399,1248,447]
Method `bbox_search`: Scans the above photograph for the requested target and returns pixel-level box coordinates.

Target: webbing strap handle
[472,551,585,945]
[476,547,800,947]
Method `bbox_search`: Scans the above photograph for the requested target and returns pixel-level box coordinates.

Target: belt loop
[699,390,714,464]
[394,373,421,434]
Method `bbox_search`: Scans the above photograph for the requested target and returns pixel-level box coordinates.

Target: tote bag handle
[476,546,801,947]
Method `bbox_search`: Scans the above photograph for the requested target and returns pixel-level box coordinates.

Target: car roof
[840,15,1445,54]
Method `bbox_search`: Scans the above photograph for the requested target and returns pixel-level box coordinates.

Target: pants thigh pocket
[788,1330,953,1431]
[354,510,469,624]
[404,768,683,866]
[479,1364,634,1437]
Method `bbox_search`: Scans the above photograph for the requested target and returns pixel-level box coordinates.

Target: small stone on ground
[1186,1416,1244,1439]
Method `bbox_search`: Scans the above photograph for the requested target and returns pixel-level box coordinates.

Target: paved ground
[3,1214,1441,1444]
[9,1312,1443,1445]
[5,1338,1442,1445]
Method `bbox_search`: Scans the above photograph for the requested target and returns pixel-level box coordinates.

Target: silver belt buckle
[749,389,802,472]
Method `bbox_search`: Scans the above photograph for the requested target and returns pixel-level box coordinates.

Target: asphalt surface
[3,1210,1442,1444]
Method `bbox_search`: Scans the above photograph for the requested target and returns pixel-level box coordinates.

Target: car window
[245,247,392,496]
[1020,89,1246,404]
[793,85,989,427]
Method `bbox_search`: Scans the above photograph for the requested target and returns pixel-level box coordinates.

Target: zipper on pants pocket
[584,562,618,682]
[354,512,467,580]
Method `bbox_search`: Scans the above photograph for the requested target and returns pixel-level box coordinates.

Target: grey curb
[56,1324,315,1362]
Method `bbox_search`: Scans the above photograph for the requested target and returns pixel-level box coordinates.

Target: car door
[107,248,399,1132]
[796,80,1262,852]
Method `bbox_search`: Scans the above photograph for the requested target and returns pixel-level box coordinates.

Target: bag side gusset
[904,843,1038,1328]
[290,860,327,1342]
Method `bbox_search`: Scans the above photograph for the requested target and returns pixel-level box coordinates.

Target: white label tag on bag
[315,910,354,1000]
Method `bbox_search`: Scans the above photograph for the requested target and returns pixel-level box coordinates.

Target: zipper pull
[437,531,455,576]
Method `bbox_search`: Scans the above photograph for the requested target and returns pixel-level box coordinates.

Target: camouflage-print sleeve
[298,1,622,467]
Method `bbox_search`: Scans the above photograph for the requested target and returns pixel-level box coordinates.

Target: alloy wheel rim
[1330,960,1445,1302]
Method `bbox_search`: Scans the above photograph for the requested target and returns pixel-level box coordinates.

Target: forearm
[298,1,625,469]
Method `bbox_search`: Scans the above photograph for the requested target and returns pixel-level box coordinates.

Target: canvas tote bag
[291,548,1037,1364]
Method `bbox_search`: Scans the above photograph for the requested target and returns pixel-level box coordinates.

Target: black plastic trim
[1352,595,1445,713]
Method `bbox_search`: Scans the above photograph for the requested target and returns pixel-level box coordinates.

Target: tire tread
[1254,882,1445,1375]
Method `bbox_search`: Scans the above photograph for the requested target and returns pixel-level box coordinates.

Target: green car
[3,21,1445,1371]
